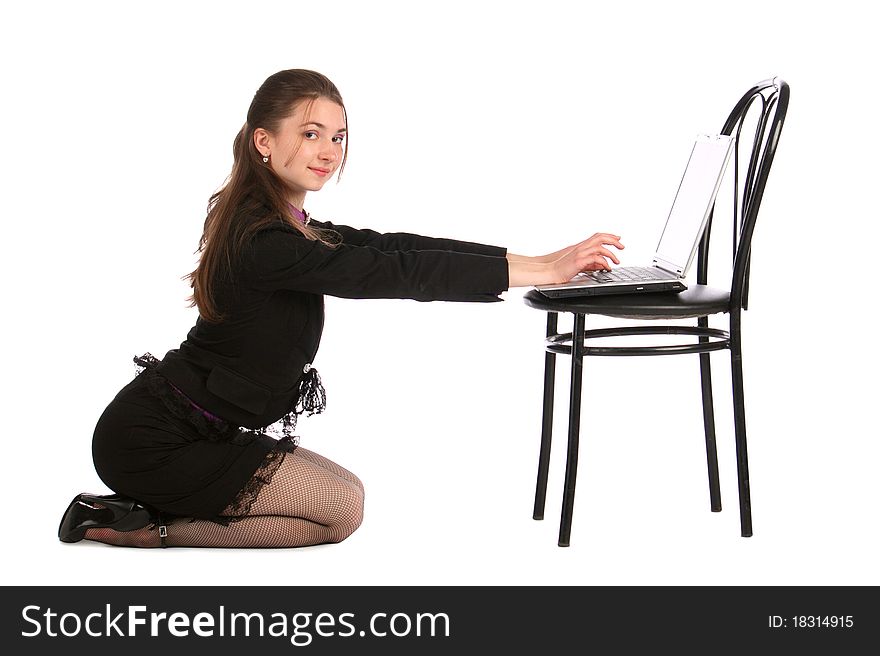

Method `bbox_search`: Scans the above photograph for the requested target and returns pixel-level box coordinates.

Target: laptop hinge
[652,257,683,277]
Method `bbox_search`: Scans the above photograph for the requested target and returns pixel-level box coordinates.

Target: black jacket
[156,216,510,429]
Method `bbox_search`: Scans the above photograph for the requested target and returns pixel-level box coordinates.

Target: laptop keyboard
[589,267,670,283]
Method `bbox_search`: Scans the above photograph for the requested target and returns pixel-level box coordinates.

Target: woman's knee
[329,484,364,542]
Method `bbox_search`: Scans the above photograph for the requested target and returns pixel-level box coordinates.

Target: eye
[304,131,318,139]
[332,135,346,144]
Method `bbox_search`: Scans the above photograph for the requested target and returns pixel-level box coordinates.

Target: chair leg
[698,316,722,512]
[730,316,753,537]
[559,313,585,547]
[534,312,558,521]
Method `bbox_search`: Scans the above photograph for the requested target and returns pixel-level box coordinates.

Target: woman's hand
[506,233,624,287]
[550,233,624,282]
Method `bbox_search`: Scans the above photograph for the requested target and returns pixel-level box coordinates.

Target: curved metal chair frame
[526,78,790,546]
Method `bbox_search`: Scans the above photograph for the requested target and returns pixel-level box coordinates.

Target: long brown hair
[186,69,348,322]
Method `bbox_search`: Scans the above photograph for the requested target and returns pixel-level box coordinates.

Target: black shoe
[58,493,156,543]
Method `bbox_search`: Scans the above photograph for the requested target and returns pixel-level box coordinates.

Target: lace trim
[132,353,326,442]
[134,353,235,441]
[217,436,298,522]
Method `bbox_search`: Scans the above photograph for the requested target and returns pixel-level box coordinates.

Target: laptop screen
[653,134,734,275]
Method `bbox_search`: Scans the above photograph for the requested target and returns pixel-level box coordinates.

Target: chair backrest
[696,77,790,311]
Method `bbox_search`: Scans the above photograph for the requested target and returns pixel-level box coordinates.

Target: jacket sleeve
[244,227,510,302]
[313,219,508,257]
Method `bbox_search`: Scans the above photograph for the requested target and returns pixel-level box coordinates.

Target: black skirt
[91,356,297,520]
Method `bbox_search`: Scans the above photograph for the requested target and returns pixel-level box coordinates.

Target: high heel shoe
[58,493,157,543]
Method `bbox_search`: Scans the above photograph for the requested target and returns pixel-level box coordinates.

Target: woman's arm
[313,219,506,257]
[506,233,625,287]
[247,224,621,298]
[506,244,576,264]
[246,228,508,302]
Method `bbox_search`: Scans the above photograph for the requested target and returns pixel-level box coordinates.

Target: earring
[262,154,269,163]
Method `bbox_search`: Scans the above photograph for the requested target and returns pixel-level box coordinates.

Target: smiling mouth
[309,168,331,176]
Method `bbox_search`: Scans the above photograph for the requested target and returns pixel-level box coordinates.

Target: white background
[1,0,877,586]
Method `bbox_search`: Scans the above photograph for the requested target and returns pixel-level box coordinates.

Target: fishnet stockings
[83,447,364,548]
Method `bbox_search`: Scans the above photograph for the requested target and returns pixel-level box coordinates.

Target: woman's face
[255,96,347,206]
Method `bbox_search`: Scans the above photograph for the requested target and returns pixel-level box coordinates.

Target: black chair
[524,77,790,546]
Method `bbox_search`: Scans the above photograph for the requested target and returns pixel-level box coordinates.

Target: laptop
[534,133,735,298]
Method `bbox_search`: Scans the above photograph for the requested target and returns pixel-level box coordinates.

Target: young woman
[58,69,624,548]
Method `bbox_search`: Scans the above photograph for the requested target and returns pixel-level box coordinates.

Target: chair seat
[522,285,731,320]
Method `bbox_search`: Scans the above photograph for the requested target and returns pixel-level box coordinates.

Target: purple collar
[287,203,310,224]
